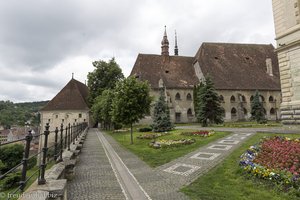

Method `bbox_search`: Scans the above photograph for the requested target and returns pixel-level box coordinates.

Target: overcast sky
[0,0,276,102]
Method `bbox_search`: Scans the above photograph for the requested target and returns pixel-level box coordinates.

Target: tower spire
[161,26,169,56]
[174,30,178,56]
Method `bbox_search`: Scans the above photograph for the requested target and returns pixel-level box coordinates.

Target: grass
[181,133,300,200]
[108,129,230,167]
[0,161,55,200]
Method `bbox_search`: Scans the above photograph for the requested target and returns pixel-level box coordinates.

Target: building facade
[39,78,90,141]
[272,0,300,125]
[131,28,281,123]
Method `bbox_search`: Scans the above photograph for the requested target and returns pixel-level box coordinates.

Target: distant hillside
[0,100,49,129]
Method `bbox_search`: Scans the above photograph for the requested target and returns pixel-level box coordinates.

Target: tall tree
[251,90,266,123]
[151,88,173,132]
[196,76,224,127]
[91,89,114,130]
[112,77,152,144]
[87,58,124,105]
[193,82,204,119]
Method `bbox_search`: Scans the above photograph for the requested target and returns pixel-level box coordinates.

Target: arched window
[243,108,248,115]
[260,95,265,102]
[230,95,236,102]
[270,108,276,115]
[231,107,237,119]
[241,95,246,102]
[263,108,267,115]
[175,93,181,100]
[186,93,192,100]
[219,95,224,102]
[250,96,254,102]
[187,108,193,117]
[269,96,274,102]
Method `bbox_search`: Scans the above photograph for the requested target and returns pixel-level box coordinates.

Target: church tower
[161,26,169,56]
[174,30,178,56]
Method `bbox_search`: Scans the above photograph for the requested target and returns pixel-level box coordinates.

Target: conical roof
[41,79,89,111]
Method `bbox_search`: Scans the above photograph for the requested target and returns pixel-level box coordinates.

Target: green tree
[112,77,152,144]
[193,82,204,119]
[151,88,173,132]
[91,89,114,130]
[87,58,124,105]
[0,144,24,174]
[196,77,224,127]
[251,90,266,123]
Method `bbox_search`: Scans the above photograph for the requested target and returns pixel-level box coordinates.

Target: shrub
[2,172,21,190]
[0,144,24,174]
[139,127,152,132]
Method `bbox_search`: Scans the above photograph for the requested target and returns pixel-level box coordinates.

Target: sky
[0,0,276,102]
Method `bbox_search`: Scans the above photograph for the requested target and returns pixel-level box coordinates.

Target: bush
[0,144,24,174]
[139,127,152,132]
[27,157,37,169]
[2,172,21,190]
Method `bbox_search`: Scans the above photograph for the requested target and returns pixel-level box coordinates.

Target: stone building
[130,28,281,123]
[40,78,90,133]
[272,0,300,125]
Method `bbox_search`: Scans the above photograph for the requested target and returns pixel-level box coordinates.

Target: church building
[130,27,281,123]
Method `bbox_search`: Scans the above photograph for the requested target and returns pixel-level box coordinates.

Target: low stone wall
[19,128,88,200]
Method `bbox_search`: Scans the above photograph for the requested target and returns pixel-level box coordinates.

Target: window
[75,119,77,122]
[79,113,82,118]
[48,119,51,122]
[186,93,192,100]
[55,115,58,119]
[270,108,276,115]
[263,108,267,115]
[230,95,236,102]
[187,109,193,117]
[243,108,248,115]
[269,96,274,102]
[175,113,181,122]
[175,93,181,100]
[250,96,254,102]
[231,108,237,119]
[260,95,265,102]
[62,119,64,123]
[219,95,224,102]
[241,95,246,102]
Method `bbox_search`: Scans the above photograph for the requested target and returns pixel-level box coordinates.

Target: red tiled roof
[195,43,280,90]
[130,54,198,89]
[41,79,89,111]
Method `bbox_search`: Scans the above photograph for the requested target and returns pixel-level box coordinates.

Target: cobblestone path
[67,129,126,200]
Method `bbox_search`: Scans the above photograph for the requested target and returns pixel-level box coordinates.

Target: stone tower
[161,26,169,56]
[272,0,300,125]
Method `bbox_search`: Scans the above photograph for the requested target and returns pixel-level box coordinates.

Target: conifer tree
[250,90,266,123]
[151,88,174,132]
[196,76,224,127]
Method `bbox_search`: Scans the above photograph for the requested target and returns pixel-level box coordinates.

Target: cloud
[0,0,276,102]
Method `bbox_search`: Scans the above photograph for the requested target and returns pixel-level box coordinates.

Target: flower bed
[149,138,195,149]
[137,132,170,139]
[181,130,214,137]
[240,136,300,190]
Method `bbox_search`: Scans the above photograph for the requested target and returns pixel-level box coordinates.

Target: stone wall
[272,0,300,125]
[139,88,281,124]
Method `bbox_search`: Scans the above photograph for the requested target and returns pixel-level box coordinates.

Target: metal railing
[0,122,88,199]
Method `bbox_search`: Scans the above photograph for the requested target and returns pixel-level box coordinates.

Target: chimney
[266,58,273,76]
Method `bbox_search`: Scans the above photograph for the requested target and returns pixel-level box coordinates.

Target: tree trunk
[130,123,133,144]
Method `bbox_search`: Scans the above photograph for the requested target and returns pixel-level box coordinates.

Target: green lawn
[181,133,300,200]
[108,129,230,167]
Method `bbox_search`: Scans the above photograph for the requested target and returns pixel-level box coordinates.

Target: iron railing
[0,122,88,199]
